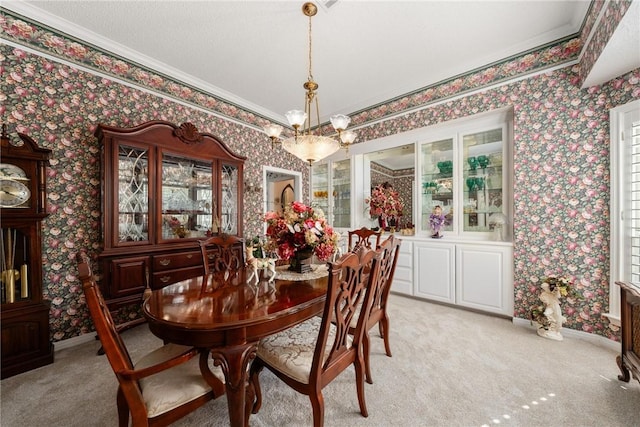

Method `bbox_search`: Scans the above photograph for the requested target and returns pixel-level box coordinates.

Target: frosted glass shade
[285,110,307,128]
[263,123,283,139]
[329,114,350,131]
[340,130,357,145]
[281,134,340,164]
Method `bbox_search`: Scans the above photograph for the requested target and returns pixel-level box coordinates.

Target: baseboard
[512,317,620,352]
[53,332,97,352]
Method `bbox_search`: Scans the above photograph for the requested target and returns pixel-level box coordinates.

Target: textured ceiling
[4,1,593,126]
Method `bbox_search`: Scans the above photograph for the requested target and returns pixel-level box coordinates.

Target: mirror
[364,143,415,228]
[281,184,295,210]
[263,166,302,215]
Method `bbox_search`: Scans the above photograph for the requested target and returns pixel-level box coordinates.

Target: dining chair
[76,251,226,427]
[198,233,245,275]
[351,234,402,384]
[347,227,382,252]
[248,247,386,427]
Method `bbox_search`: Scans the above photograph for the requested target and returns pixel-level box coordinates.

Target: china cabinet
[0,126,53,378]
[419,126,509,239]
[96,121,245,321]
[348,108,514,317]
[311,158,351,229]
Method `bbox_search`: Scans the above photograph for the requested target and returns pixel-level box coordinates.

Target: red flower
[264,202,340,261]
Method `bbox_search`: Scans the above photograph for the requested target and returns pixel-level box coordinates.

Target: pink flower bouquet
[264,201,340,261]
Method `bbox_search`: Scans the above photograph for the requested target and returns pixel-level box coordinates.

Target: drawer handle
[159,259,171,266]
[186,254,193,259]
[160,276,171,283]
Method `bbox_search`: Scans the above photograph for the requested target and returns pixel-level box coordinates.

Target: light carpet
[1,294,638,426]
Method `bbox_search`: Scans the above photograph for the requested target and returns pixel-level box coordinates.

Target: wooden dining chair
[347,227,382,252]
[198,233,245,275]
[76,251,225,427]
[249,247,386,427]
[351,234,402,384]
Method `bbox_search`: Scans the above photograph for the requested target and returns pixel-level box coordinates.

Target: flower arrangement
[530,275,576,330]
[264,201,340,261]
[365,182,404,220]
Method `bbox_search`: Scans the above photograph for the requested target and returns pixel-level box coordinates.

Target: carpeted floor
[1,294,638,427]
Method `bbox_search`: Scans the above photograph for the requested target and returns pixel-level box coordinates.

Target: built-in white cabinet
[320,109,515,317]
[392,239,414,295]
[414,241,455,302]
[456,244,513,316]
[393,237,513,317]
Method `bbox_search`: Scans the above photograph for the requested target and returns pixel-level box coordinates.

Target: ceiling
[4,1,595,126]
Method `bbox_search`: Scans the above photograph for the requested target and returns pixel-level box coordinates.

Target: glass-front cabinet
[311,158,351,229]
[419,125,509,240]
[97,121,245,311]
[348,109,513,316]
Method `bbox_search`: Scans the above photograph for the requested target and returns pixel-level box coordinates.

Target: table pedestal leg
[210,343,257,427]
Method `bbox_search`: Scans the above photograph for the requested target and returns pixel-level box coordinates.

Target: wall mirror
[364,143,415,227]
[263,166,302,215]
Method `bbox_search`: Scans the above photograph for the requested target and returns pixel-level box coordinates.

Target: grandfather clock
[0,124,53,379]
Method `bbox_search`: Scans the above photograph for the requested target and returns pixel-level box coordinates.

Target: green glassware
[467,157,477,171]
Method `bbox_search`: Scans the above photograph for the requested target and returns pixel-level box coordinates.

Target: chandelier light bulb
[330,114,350,132]
[263,123,283,139]
[285,110,307,128]
[340,130,357,145]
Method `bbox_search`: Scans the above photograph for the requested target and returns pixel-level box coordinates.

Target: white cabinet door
[456,244,513,316]
[414,242,455,303]
[391,239,413,296]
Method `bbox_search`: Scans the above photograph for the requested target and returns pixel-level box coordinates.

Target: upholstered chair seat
[256,316,349,384]
[137,343,225,418]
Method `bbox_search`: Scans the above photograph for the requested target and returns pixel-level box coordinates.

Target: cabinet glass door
[331,159,351,228]
[462,128,503,232]
[117,144,149,243]
[420,138,454,234]
[160,153,213,239]
[311,163,329,214]
[220,163,239,235]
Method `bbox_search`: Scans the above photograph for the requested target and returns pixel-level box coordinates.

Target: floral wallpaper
[1,4,639,342]
[0,45,309,339]
[578,0,632,86]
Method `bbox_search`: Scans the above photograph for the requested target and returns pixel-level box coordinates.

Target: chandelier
[263,2,356,165]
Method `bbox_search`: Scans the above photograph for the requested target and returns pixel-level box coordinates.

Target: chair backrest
[198,234,245,275]
[371,235,402,317]
[76,252,135,376]
[348,227,382,252]
[310,247,384,384]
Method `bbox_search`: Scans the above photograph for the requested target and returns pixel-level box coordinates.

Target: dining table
[142,265,329,427]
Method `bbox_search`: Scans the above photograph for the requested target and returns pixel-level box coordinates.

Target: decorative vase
[289,249,314,274]
[378,216,386,230]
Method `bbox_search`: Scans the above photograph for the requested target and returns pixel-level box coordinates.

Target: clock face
[0,163,28,180]
[0,178,31,208]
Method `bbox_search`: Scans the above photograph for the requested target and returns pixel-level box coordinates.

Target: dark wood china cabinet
[0,126,54,379]
[95,121,245,324]
[616,281,640,385]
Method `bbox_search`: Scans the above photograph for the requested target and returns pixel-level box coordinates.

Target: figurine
[429,205,445,238]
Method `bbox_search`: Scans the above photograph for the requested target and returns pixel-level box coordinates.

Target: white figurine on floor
[537,282,566,341]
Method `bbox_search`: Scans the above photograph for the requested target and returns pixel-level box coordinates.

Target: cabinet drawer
[153,251,202,271]
[151,266,204,289]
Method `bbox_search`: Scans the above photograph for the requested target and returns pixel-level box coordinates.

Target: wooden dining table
[142,266,329,427]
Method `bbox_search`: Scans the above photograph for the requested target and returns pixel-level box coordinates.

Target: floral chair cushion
[257,316,353,384]
[137,343,225,418]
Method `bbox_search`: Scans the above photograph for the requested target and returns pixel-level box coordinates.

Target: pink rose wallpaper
[1,3,639,342]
